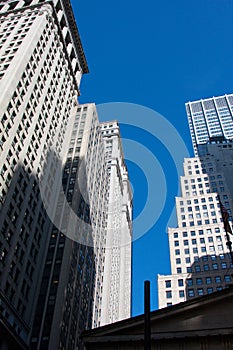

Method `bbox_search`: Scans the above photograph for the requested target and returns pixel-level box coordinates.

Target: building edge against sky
[0,1,132,349]
[158,93,233,309]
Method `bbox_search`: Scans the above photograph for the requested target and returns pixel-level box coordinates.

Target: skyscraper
[30,103,109,349]
[158,94,233,309]
[0,0,88,347]
[186,94,233,156]
[100,121,132,326]
[0,2,132,348]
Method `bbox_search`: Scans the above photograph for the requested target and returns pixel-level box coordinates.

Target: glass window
[188,289,195,297]
[165,280,171,288]
[166,291,172,298]
[179,290,185,297]
[212,263,218,270]
[224,275,231,282]
[178,279,184,287]
[198,288,204,296]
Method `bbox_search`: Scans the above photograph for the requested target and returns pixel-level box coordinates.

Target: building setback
[158,94,233,309]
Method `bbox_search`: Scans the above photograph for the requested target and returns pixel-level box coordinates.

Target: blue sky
[71,0,233,315]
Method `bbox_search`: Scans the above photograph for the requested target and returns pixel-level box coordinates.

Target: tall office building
[186,94,233,156]
[30,103,109,349]
[100,121,132,326]
[0,0,88,348]
[0,2,132,349]
[158,95,233,309]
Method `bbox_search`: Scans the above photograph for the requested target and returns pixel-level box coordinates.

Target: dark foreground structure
[82,286,233,350]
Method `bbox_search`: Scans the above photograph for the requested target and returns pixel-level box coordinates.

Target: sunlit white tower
[100,121,132,326]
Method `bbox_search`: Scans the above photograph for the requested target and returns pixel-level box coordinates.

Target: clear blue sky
[71,0,233,315]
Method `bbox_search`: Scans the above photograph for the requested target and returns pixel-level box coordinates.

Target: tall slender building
[30,103,109,349]
[158,94,233,309]
[100,121,132,326]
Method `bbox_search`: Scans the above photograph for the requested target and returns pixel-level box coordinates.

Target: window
[175,249,180,255]
[184,248,190,254]
[221,262,227,269]
[165,280,171,288]
[215,276,221,283]
[196,278,202,285]
[178,279,184,287]
[166,291,172,298]
[188,289,195,297]
[206,277,212,284]
[179,290,185,298]
[183,240,189,246]
[174,241,179,246]
[212,263,218,270]
[187,278,193,286]
[197,288,204,296]
[207,287,213,294]
[173,232,178,238]
[176,258,181,264]
[224,275,231,282]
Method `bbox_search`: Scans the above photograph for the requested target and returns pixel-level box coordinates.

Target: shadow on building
[0,151,96,350]
[185,253,233,301]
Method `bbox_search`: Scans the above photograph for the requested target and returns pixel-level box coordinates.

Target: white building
[100,121,132,326]
[0,0,88,346]
[158,95,233,309]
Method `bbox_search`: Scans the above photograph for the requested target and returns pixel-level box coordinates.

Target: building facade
[158,95,233,309]
[100,121,132,326]
[0,1,132,348]
[186,94,233,156]
[0,0,88,347]
[30,103,110,349]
